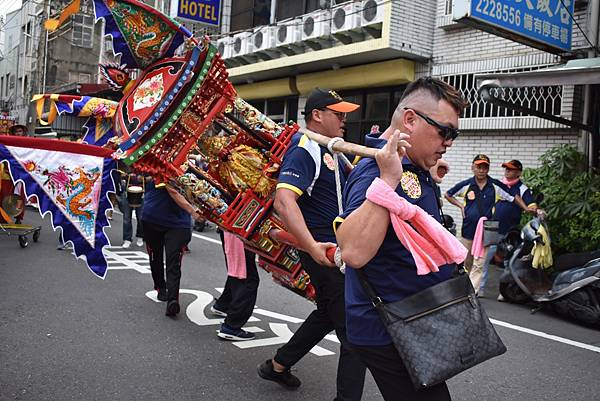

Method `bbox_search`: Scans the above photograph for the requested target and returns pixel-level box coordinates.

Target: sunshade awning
[476,58,600,87]
[475,58,600,132]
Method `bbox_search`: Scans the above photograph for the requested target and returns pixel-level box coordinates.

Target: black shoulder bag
[357,269,506,389]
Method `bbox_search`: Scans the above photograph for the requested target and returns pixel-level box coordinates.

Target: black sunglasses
[403,107,460,141]
[317,108,346,120]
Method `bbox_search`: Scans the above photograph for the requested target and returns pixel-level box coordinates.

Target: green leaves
[522,145,600,255]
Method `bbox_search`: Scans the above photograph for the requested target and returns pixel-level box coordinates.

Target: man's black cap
[303,88,360,116]
[472,154,490,165]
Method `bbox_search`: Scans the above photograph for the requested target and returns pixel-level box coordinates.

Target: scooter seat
[553,250,600,272]
[553,263,600,288]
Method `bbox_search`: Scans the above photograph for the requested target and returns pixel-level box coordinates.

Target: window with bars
[72,14,94,48]
[441,68,562,119]
[445,0,453,15]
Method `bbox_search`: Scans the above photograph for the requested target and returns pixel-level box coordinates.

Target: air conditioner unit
[253,25,276,52]
[216,36,232,59]
[302,9,331,41]
[230,31,253,57]
[275,18,302,47]
[361,0,385,26]
[331,2,362,34]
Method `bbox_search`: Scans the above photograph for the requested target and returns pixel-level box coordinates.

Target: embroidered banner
[0,136,116,278]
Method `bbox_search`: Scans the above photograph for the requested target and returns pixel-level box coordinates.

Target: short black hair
[400,77,469,114]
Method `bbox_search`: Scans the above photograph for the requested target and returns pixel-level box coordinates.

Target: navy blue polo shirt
[277,132,347,243]
[493,180,535,235]
[446,177,514,239]
[338,133,455,346]
[141,182,191,229]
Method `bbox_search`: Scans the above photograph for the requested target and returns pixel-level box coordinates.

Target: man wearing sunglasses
[257,88,366,401]
[336,77,468,400]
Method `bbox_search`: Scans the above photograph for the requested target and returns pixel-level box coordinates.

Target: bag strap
[356,269,392,325]
[433,183,452,231]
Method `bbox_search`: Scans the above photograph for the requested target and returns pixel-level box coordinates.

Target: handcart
[0,195,41,248]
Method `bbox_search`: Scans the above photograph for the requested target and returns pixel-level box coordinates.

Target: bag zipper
[403,294,476,322]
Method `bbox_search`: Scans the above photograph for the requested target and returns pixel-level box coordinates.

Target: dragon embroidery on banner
[107,0,175,64]
[56,167,100,222]
[39,164,101,237]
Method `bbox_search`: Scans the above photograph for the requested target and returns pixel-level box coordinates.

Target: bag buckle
[468,294,477,309]
[372,296,384,308]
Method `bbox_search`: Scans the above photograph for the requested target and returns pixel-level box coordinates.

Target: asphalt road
[1,211,599,401]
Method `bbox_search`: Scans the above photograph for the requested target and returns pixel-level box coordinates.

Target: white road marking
[192,232,222,245]
[233,323,335,355]
[105,249,151,273]
[325,334,340,344]
[490,318,600,354]
[179,289,260,326]
[241,326,265,333]
[253,308,305,324]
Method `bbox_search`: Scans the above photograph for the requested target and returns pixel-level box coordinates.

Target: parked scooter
[498,217,600,327]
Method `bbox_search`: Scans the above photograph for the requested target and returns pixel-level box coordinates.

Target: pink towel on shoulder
[471,217,487,259]
[366,178,468,275]
[223,231,247,279]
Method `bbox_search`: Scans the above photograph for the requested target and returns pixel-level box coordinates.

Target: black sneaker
[165,300,180,317]
[210,304,228,317]
[257,359,301,389]
[218,324,255,341]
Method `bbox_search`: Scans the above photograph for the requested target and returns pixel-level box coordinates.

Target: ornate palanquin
[113,41,313,299]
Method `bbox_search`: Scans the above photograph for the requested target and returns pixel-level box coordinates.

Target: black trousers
[215,230,260,329]
[274,251,366,401]
[143,221,191,302]
[353,344,452,401]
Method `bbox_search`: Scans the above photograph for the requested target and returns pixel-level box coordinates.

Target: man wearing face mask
[257,88,366,401]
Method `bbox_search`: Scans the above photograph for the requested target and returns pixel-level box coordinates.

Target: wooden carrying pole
[299,128,379,158]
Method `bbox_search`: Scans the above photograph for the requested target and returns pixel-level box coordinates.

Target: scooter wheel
[499,282,529,304]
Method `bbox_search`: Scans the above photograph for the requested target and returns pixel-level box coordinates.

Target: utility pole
[27,0,50,133]
[37,0,50,94]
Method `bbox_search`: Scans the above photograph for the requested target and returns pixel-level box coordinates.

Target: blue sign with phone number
[464,0,574,51]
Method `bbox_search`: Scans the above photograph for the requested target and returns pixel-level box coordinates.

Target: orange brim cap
[327,101,360,113]
[502,162,518,169]
[474,160,490,165]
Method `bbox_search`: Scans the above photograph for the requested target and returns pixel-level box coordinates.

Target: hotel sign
[453,0,575,52]
[170,0,221,27]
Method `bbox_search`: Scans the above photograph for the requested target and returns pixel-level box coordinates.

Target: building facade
[1,0,595,225]
[214,0,596,227]
[0,1,43,128]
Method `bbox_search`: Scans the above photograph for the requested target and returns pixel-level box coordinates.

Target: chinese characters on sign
[454,0,575,52]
